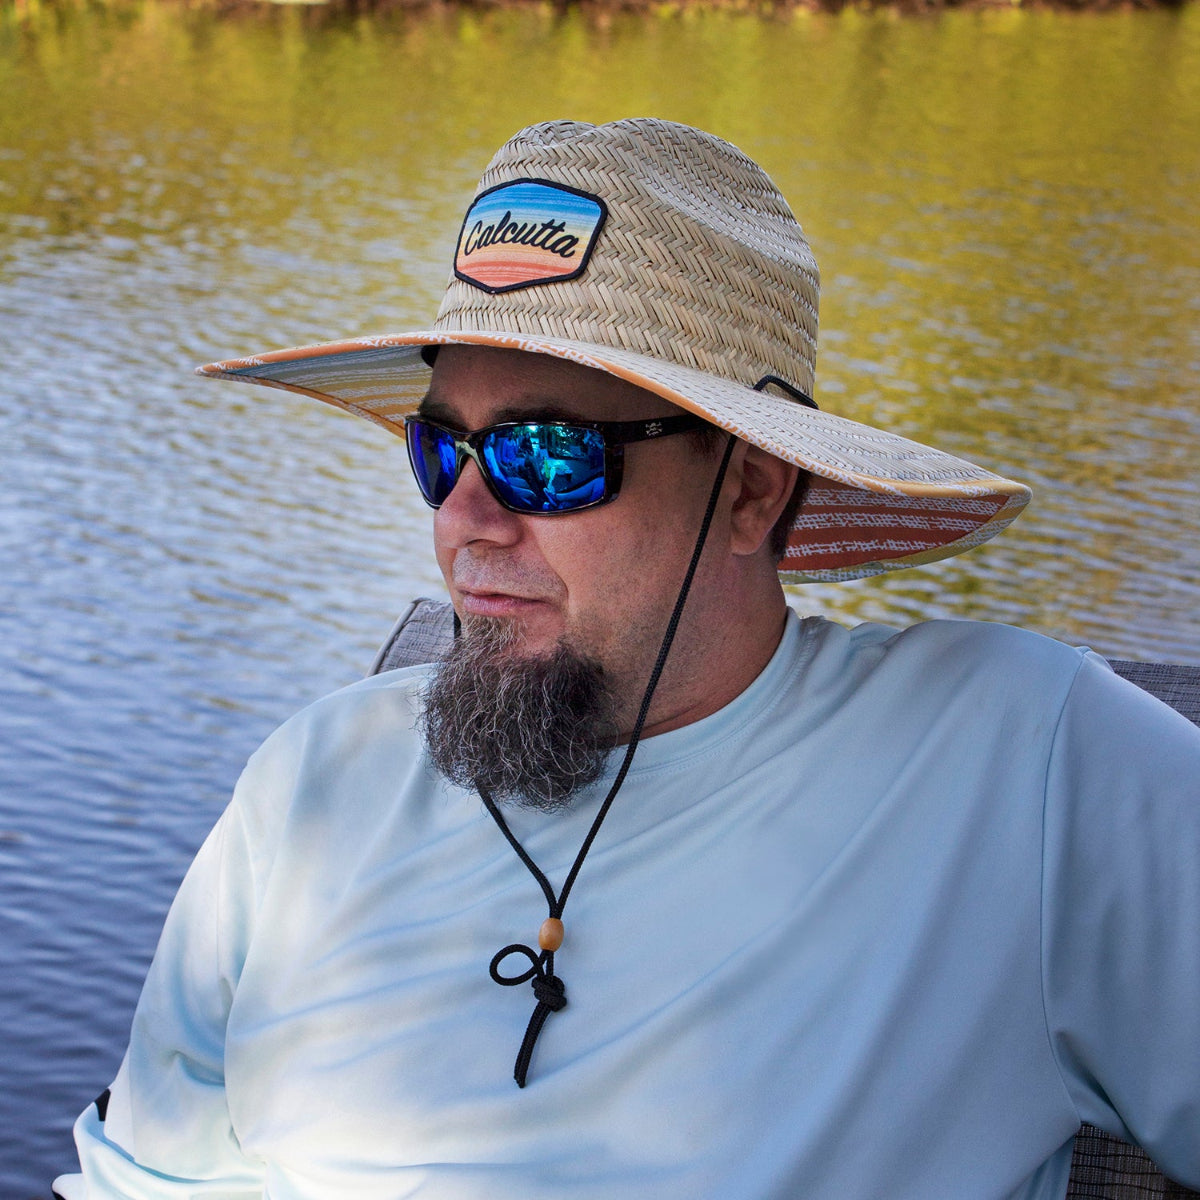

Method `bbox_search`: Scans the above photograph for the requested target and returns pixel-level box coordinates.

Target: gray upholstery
[1109,660,1200,722]
[370,598,456,675]
[371,600,1200,1198]
[1069,1128,1198,1198]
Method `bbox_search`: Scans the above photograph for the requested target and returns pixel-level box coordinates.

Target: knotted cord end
[490,944,570,1087]
[514,970,568,1088]
[531,972,567,1011]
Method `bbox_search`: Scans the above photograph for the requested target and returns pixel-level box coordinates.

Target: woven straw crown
[434,119,820,402]
[198,118,1030,582]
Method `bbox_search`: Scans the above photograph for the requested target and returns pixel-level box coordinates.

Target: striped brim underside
[197,332,1031,584]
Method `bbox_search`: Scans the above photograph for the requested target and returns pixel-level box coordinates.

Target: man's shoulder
[220,662,446,849]
[816,615,1099,694]
[244,664,434,781]
[305,660,431,713]
[848,614,1089,656]
[836,616,1200,747]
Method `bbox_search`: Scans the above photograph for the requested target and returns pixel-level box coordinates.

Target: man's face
[420,345,723,731]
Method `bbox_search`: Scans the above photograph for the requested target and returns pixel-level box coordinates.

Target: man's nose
[433,457,523,549]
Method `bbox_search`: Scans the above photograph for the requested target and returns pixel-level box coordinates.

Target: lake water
[1,1,1198,1192]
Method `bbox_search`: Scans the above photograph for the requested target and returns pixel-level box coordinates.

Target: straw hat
[197,118,1030,582]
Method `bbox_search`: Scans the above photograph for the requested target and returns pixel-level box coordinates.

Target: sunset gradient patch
[454,179,607,294]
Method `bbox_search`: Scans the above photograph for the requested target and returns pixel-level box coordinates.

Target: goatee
[419,617,620,812]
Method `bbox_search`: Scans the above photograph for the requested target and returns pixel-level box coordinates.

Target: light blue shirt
[57,613,1200,1198]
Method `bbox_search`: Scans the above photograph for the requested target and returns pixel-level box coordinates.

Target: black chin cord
[478,433,738,1087]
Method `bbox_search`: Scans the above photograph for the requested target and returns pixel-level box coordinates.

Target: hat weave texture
[198,117,1030,582]
[435,120,820,400]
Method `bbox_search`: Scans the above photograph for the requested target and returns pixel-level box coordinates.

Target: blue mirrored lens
[409,422,459,506]
[482,424,607,513]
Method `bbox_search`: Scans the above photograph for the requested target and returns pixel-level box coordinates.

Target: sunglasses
[404,412,708,515]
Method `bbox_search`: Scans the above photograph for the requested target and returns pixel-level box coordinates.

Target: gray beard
[418,617,620,812]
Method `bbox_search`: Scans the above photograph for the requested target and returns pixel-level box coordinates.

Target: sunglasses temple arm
[602,413,711,445]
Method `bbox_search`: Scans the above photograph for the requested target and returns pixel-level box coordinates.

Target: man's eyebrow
[415,394,459,424]
[492,401,589,423]
[416,393,593,428]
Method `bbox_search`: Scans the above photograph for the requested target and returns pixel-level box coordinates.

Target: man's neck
[616,597,791,742]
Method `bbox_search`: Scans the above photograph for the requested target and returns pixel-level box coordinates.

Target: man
[57,119,1199,1198]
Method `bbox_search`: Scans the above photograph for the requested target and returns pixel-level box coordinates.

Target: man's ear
[728,444,800,557]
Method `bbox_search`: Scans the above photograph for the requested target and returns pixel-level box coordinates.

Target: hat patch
[454,179,607,294]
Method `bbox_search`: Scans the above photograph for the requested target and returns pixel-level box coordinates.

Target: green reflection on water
[3,0,1198,658]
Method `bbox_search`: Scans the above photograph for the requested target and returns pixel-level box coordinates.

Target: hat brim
[196,331,1030,584]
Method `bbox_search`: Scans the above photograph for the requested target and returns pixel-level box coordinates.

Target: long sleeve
[1041,652,1200,1188]
[54,765,274,1198]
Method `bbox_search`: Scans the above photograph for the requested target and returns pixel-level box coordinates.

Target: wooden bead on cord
[539,917,564,952]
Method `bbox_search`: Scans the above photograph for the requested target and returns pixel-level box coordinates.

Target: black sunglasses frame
[404,412,709,515]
